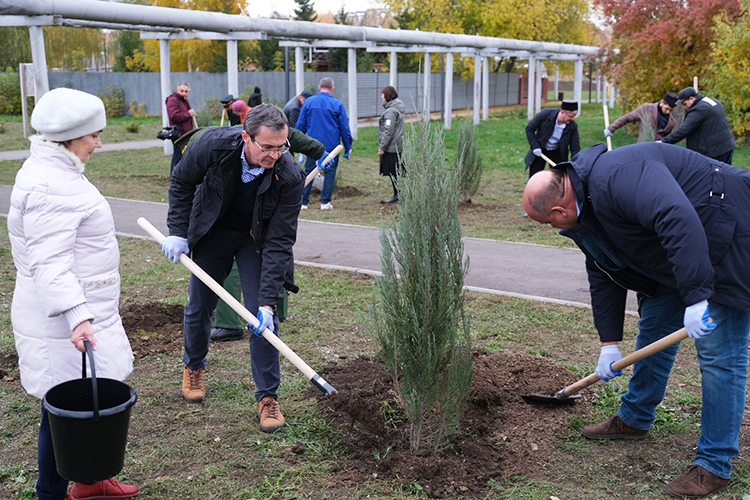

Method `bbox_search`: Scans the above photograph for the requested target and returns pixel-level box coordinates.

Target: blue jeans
[183,224,281,402]
[617,286,750,479]
[301,155,339,205]
[37,405,69,500]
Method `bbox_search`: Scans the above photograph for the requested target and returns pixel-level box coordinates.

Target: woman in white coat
[8,88,139,500]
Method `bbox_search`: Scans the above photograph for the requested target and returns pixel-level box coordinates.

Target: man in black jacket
[523,142,750,498]
[161,104,304,433]
[524,99,581,179]
[661,87,735,164]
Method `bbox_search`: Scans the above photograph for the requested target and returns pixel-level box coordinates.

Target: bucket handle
[82,340,100,421]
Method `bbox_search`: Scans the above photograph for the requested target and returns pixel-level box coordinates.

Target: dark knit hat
[663,92,679,108]
[561,100,578,112]
[300,90,313,98]
[675,87,698,105]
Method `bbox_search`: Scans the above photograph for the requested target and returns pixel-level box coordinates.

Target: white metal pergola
[0,0,607,151]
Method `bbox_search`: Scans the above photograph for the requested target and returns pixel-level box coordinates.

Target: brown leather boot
[580,414,649,440]
[67,478,140,499]
[664,465,730,499]
[258,397,285,432]
[181,366,205,403]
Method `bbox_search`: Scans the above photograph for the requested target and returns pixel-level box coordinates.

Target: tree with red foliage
[594,0,741,110]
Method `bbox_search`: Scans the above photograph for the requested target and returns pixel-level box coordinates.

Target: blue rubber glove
[596,345,624,382]
[532,148,542,157]
[249,307,274,336]
[298,153,306,165]
[684,300,715,339]
[604,129,613,138]
[161,236,189,263]
[344,149,351,159]
[316,151,332,170]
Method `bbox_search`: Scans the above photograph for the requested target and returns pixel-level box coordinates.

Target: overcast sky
[250,0,384,18]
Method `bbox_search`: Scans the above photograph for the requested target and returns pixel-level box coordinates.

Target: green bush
[97,85,126,119]
[195,108,213,128]
[0,70,22,115]
[201,97,222,120]
[453,118,483,203]
[124,122,140,133]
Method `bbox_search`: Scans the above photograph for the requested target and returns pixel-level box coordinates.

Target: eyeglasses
[253,138,290,156]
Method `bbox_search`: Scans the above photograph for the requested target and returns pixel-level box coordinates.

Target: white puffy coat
[8,137,133,399]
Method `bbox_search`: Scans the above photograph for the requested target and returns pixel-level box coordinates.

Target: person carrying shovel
[160,103,303,433]
[522,142,750,499]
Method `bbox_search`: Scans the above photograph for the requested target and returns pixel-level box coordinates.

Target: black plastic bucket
[42,341,137,484]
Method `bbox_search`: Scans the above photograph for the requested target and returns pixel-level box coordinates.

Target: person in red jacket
[166,83,195,170]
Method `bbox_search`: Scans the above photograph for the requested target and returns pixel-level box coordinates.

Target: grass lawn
[1,104,750,499]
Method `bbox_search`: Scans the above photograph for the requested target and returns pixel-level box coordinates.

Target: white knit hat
[31,88,107,142]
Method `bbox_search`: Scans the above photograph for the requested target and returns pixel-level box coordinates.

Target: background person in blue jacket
[296,77,353,210]
[523,142,750,499]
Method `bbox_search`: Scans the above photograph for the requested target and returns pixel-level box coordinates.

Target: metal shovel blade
[521,392,582,405]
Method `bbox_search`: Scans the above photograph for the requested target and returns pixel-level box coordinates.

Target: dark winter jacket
[524,108,580,170]
[167,127,304,306]
[283,96,304,129]
[248,87,263,107]
[287,127,325,160]
[661,95,735,160]
[559,142,750,342]
[607,102,675,142]
[166,92,194,136]
[378,98,406,153]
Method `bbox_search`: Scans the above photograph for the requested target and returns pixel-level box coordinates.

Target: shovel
[522,326,688,405]
[304,145,344,188]
[137,217,338,395]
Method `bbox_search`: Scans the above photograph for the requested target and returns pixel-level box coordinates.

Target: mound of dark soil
[313,351,595,498]
[120,303,184,358]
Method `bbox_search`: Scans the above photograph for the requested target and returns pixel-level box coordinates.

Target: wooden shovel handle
[304,145,344,187]
[540,153,556,167]
[136,218,323,384]
[562,327,688,398]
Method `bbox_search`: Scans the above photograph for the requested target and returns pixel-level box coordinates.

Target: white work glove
[596,345,624,382]
[533,148,542,157]
[161,236,189,263]
[604,129,613,138]
[316,151,332,170]
[684,300,715,339]
[250,307,274,335]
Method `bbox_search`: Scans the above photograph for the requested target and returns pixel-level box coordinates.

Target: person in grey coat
[282,89,313,129]
[661,87,736,164]
[378,86,405,203]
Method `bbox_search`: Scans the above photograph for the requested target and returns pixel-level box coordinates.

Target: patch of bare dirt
[334,186,365,199]
[313,350,596,498]
[120,303,184,358]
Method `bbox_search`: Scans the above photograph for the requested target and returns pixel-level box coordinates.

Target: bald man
[524,142,750,499]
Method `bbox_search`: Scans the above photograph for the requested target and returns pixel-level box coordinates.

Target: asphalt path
[0,183,638,313]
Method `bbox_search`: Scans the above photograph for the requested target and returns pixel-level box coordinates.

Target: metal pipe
[159,39,172,156]
[28,25,49,97]
[347,48,357,140]
[423,52,431,125]
[0,0,600,55]
[444,52,453,130]
[227,39,238,97]
[482,56,489,121]
[473,56,480,125]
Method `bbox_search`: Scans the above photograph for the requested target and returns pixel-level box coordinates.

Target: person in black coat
[248,86,263,108]
[160,104,303,434]
[523,142,750,499]
[661,87,736,164]
[524,99,581,179]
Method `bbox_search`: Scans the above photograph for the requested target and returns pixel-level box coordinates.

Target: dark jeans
[170,140,183,173]
[37,405,69,500]
[182,224,281,402]
[712,149,734,166]
[528,148,564,178]
[302,155,339,205]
